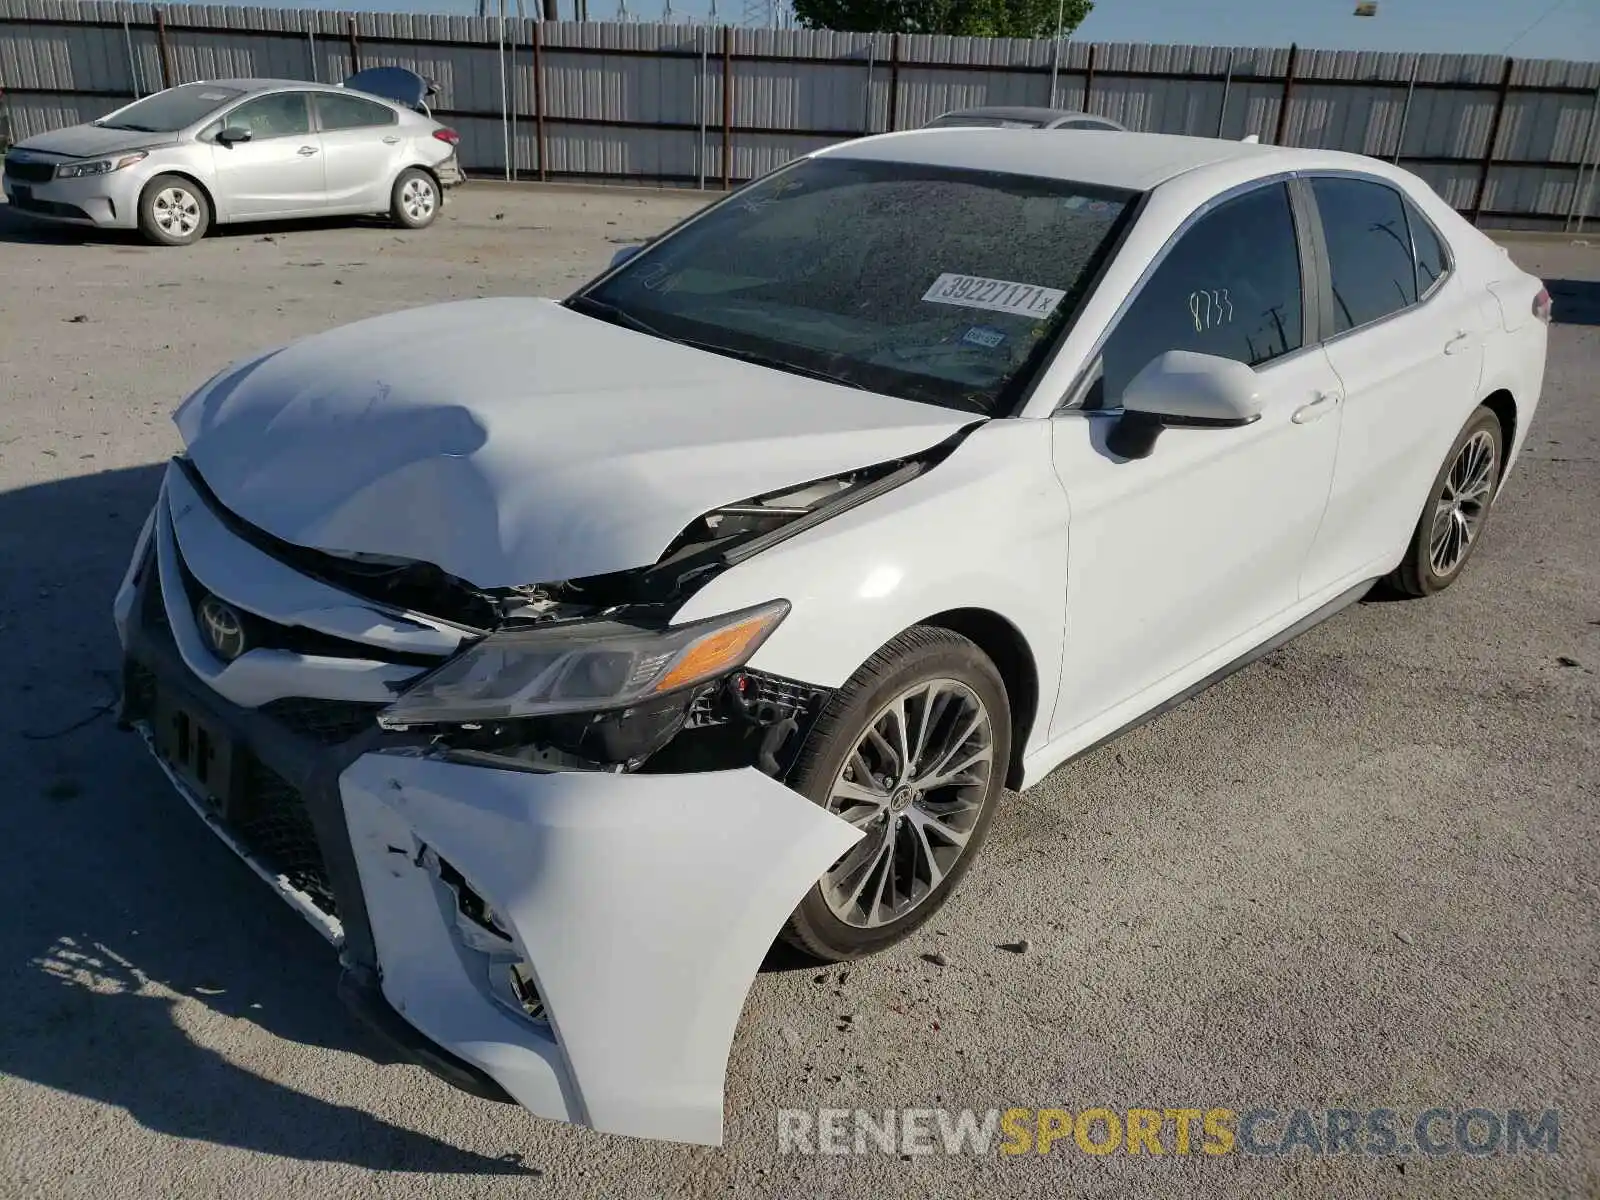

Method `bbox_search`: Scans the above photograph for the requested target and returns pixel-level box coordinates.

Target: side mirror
[608,244,644,269]
[1107,350,1262,460]
[216,126,252,146]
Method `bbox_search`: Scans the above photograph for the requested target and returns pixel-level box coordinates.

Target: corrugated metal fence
[3,0,1599,228]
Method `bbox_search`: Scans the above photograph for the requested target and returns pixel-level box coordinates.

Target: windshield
[572,158,1135,415]
[96,84,243,132]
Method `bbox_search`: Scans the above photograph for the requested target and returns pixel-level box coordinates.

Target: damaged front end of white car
[110,296,985,1146]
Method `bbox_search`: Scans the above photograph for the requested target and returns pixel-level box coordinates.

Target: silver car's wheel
[821,678,995,928]
[137,174,210,247]
[391,168,439,229]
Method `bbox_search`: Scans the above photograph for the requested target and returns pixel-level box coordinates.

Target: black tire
[137,174,210,246]
[779,626,1012,962]
[390,167,440,229]
[1384,405,1505,598]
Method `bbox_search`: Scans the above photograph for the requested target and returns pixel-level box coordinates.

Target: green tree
[792,0,1092,39]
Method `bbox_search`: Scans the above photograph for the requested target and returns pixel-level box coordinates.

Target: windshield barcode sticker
[922,274,1066,319]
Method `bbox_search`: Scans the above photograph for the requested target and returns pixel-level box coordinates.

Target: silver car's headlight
[378,599,790,727]
[56,152,148,178]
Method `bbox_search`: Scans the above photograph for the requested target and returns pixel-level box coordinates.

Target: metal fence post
[347,16,361,74]
[306,13,318,83]
[497,2,510,181]
[1471,57,1514,226]
[720,25,732,189]
[1392,53,1418,163]
[122,3,142,98]
[1572,86,1600,234]
[1216,47,1232,136]
[887,32,899,131]
[153,8,175,89]
[862,40,874,134]
[698,27,709,187]
[533,18,547,181]
[1083,42,1096,112]
[1273,42,1298,145]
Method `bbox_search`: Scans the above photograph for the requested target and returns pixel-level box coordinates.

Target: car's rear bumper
[114,463,860,1144]
[436,155,465,188]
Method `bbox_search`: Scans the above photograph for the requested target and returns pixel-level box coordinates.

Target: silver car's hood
[12,123,177,159]
[175,297,974,587]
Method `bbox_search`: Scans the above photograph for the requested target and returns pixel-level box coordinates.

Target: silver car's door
[313,91,406,212]
[207,92,325,219]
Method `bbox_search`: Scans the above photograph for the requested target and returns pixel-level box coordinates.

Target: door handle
[1443,330,1473,355]
[1292,391,1343,424]
[382,135,401,145]
[297,145,319,156]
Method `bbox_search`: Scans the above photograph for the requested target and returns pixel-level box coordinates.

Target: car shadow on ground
[1545,277,1600,326]
[0,463,534,1174]
[0,200,410,247]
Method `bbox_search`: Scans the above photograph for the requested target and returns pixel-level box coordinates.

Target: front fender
[673,418,1069,763]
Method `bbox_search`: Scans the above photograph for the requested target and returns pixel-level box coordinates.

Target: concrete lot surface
[0,186,1596,1199]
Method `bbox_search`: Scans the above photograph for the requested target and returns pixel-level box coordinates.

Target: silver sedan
[1,73,464,246]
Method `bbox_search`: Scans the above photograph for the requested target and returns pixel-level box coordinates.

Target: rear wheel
[137,175,209,246]
[390,167,439,229]
[779,627,1011,962]
[1385,405,1504,597]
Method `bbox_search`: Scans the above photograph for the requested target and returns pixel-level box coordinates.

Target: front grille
[234,761,338,916]
[4,157,55,184]
[259,697,384,745]
[11,194,89,219]
[125,660,158,717]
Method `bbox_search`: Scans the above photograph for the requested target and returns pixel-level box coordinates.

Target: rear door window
[1311,177,1419,333]
[317,92,398,132]
[1406,200,1450,298]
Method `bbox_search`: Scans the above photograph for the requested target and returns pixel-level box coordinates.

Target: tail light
[432,127,460,146]
[1533,286,1552,325]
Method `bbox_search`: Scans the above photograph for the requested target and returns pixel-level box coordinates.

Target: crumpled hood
[13,124,177,159]
[176,297,973,587]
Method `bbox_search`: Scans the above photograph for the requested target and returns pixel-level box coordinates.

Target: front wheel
[137,175,209,246]
[1385,405,1504,597]
[390,167,439,229]
[779,627,1011,962]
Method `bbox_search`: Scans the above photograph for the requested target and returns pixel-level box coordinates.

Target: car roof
[182,78,358,95]
[817,128,1335,192]
[935,106,1099,124]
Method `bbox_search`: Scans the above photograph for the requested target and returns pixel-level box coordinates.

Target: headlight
[378,599,790,727]
[56,152,148,178]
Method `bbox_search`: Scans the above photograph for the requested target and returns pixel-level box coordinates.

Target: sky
[263,0,1600,61]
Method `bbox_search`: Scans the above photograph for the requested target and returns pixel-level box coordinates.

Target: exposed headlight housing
[56,151,148,178]
[379,599,790,727]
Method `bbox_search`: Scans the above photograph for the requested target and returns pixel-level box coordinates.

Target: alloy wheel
[821,678,995,929]
[1429,429,1497,576]
[152,187,201,238]
[401,176,436,222]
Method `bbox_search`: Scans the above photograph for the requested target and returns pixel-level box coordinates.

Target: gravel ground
[0,185,1595,1200]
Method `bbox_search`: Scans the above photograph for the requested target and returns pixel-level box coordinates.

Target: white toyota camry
[113,129,1549,1145]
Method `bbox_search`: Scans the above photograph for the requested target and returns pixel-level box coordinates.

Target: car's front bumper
[115,463,861,1145]
[2,167,141,227]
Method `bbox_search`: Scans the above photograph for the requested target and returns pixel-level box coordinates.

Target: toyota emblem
[197,595,248,661]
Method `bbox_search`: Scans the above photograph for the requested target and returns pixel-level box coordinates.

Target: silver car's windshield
[96,83,244,132]
[927,115,1043,129]
[570,157,1136,415]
